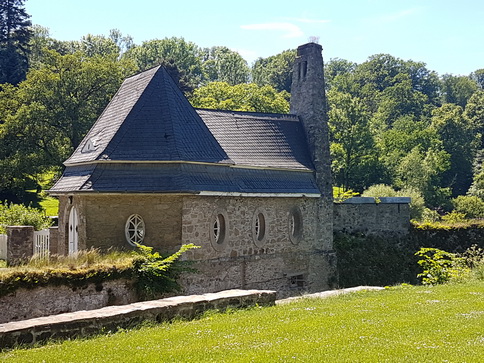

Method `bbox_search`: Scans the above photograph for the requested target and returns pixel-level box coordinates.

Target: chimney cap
[297,42,323,55]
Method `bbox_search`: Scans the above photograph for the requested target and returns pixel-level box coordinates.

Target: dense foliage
[0,0,32,85]
[0,202,52,233]
[0,1,483,217]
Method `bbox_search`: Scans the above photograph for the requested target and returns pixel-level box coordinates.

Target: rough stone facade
[6,226,34,265]
[0,279,137,324]
[54,194,336,298]
[47,42,337,299]
[334,197,411,235]
[180,196,336,297]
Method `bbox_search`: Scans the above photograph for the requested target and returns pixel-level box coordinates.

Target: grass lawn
[38,196,59,217]
[1,281,483,362]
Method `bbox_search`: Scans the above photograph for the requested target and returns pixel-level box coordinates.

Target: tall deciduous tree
[441,74,478,108]
[190,81,289,113]
[328,90,379,191]
[0,50,134,199]
[470,69,484,89]
[252,49,296,93]
[123,37,204,90]
[431,104,478,196]
[201,46,249,85]
[0,0,32,84]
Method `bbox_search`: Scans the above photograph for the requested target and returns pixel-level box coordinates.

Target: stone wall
[0,279,137,324]
[0,289,276,349]
[57,194,183,253]
[6,226,34,265]
[180,196,336,298]
[334,197,411,235]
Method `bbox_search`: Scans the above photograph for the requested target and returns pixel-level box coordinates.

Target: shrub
[441,211,467,224]
[459,244,484,281]
[415,247,469,285]
[421,208,440,223]
[333,187,359,203]
[133,243,199,299]
[0,202,52,234]
[452,195,484,219]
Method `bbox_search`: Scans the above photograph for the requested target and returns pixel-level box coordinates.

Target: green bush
[133,243,199,299]
[0,202,52,234]
[452,195,484,219]
[333,187,359,202]
[441,211,467,224]
[415,248,468,285]
[415,245,484,285]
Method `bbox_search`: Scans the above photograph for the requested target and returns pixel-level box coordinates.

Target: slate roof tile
[51,164,319,194]
[51,66,321,195]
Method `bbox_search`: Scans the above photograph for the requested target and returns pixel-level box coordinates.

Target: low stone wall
[0,279,137,324]
[0,289,276,350]
[6,226,34,265]
[334,197,411,236]
[4,226,59,265]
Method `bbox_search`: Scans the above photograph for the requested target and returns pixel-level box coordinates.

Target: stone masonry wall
[334,197,411,235]
[180,196,336,298]
[0,289,276,349]
[0,279,137,324]
[6,226,34,265]
[57,194,183,253]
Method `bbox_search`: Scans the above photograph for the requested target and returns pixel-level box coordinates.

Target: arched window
[125,214,145,246]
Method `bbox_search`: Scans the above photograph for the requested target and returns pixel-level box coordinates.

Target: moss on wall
[335,223,484,288]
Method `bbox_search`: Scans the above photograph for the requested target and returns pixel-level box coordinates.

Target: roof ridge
[195,108,299,119]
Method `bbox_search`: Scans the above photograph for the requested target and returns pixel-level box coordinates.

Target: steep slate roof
[65,66,230,165]
[50,66,320,195]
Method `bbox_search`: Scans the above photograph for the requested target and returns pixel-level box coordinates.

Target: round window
[288,207,303,244]
[252,209,268,246]
[210,210,228,251]
[125,214,145,246]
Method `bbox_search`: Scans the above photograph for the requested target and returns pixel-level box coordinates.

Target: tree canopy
[0,13,483,217]
[0,0,32,84]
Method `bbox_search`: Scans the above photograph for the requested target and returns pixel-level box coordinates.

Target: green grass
[0,260,6,268]
[39,196,59,217]
[2,281,483,362]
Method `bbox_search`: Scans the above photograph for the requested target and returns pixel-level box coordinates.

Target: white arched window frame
[125,214,145,246]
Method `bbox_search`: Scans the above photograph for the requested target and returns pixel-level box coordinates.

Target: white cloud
[240,22,304,39]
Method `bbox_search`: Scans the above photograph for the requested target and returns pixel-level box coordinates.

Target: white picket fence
[0,234,7,260]
[33,229,50,258]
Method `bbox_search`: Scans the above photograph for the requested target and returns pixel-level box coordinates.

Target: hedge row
[334,223,484,288]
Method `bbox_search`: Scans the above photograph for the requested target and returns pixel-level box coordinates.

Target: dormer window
[81,137,99,153]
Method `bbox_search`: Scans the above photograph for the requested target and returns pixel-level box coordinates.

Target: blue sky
[25,0,483,76]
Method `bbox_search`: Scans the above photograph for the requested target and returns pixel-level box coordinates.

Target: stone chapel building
[49,42,336,296]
